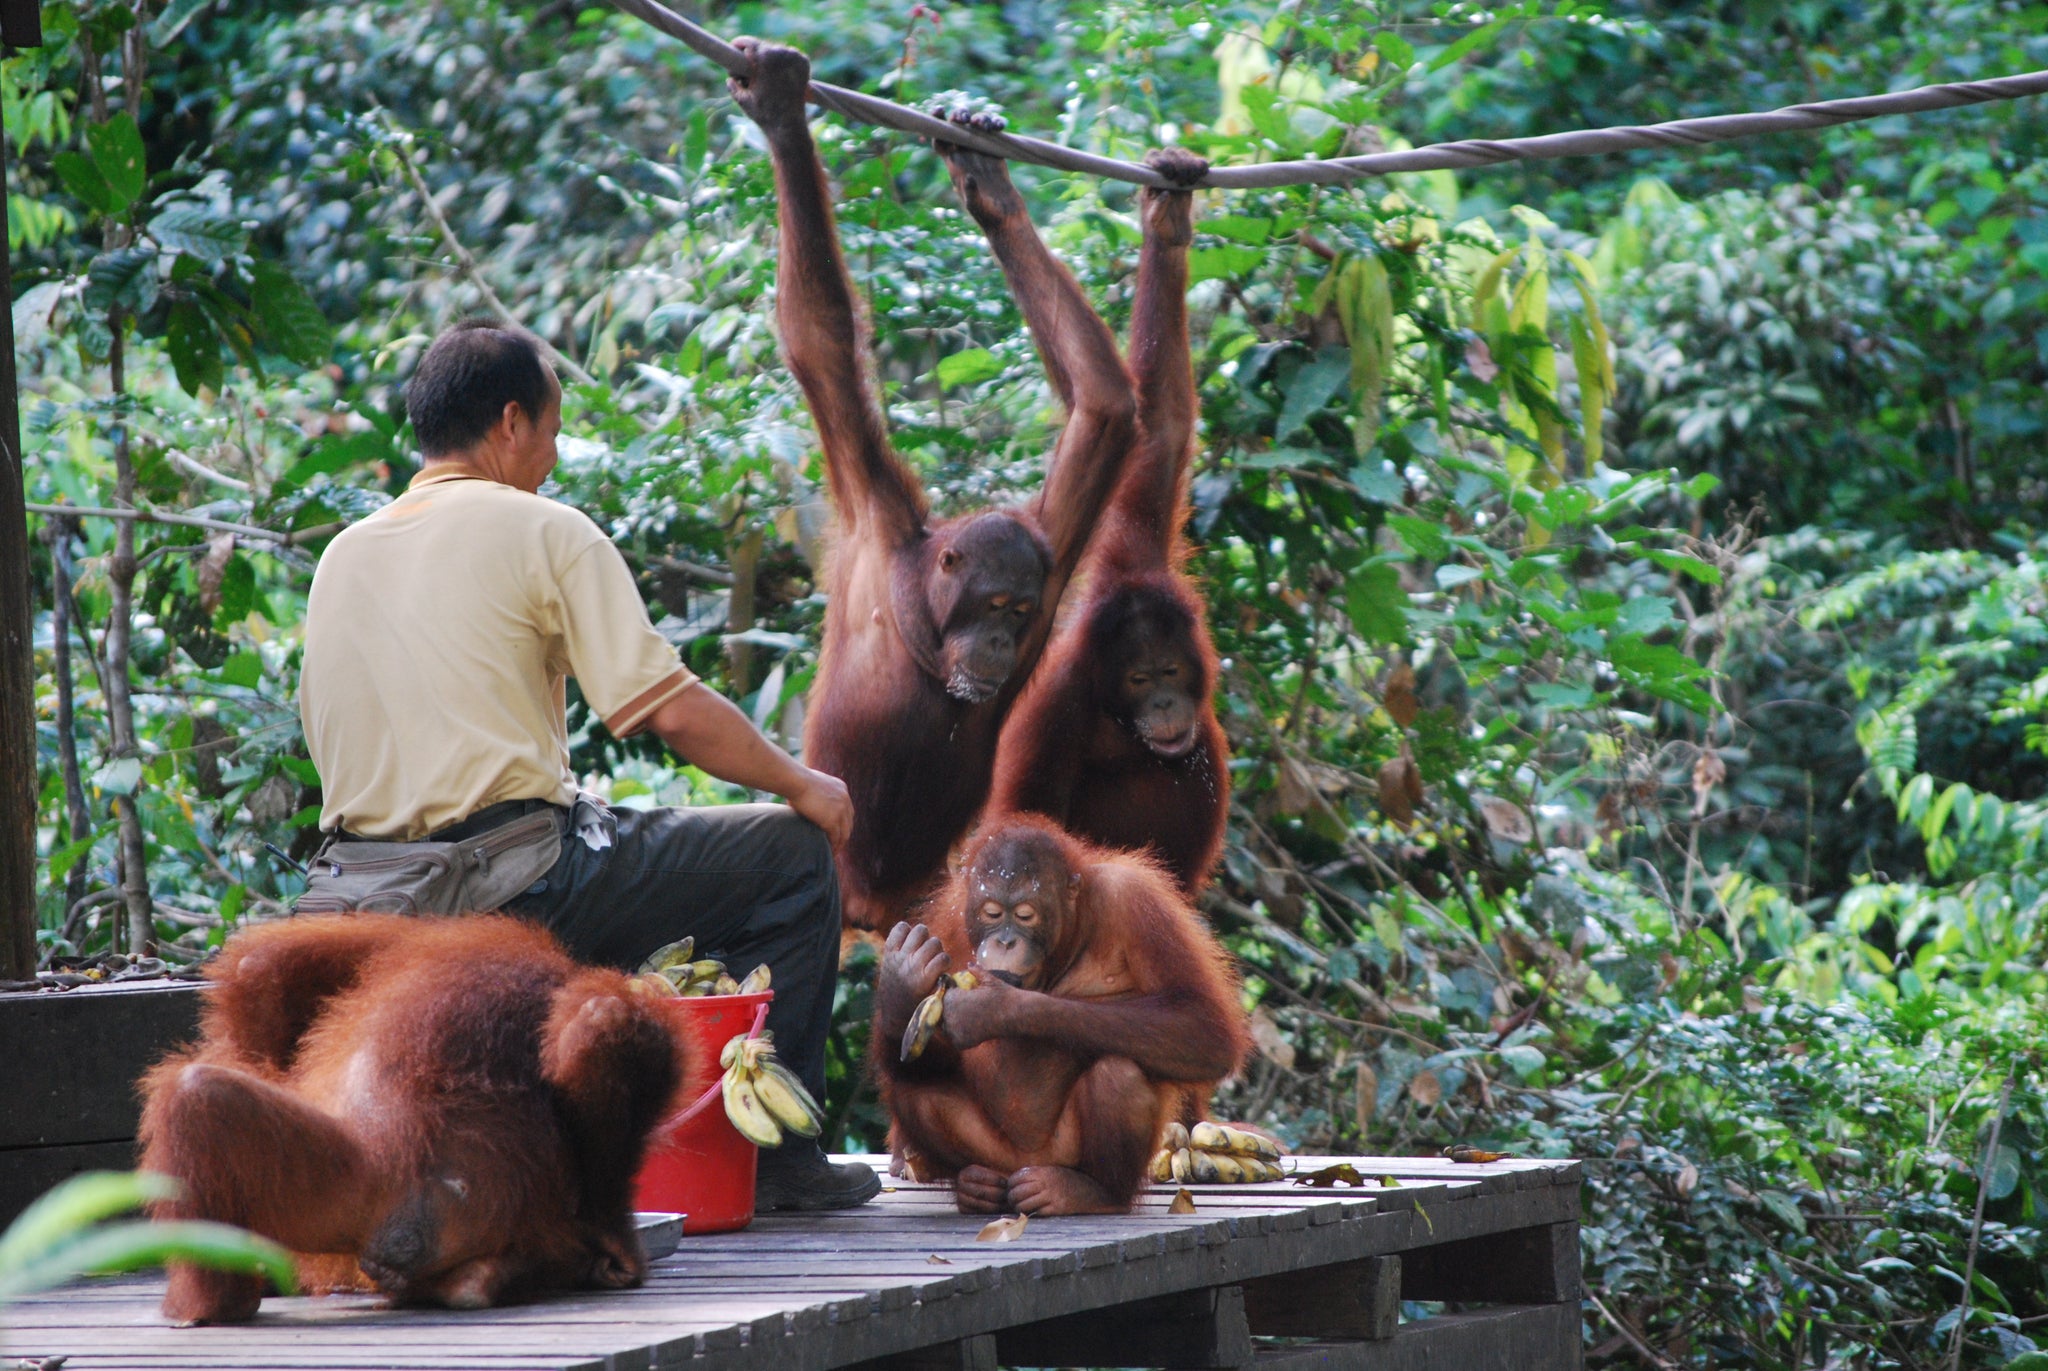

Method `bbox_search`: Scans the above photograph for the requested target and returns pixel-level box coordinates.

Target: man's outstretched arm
[644,685,852,849]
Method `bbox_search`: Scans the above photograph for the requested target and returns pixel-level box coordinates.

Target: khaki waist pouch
[295,808,565,915]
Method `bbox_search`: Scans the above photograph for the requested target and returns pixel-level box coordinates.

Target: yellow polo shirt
[300,467,697,839]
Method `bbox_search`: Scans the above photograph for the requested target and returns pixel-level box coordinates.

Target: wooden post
[0,53,38,982]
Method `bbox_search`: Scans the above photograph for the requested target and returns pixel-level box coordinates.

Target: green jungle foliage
[7,0,2045,1365]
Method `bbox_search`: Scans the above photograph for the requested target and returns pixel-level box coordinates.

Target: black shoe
[754,1145,882,1212]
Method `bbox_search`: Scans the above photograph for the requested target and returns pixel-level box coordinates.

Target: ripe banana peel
[717,1029,823,1147]
[1148,1120,1289,1185]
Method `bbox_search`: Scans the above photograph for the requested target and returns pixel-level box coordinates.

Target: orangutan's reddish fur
[734,44,1231,929]
[873,816,1248,1215]
[989,159,1229,896]
[138,915,682,1325]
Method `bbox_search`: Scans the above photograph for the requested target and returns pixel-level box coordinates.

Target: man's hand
[788,768,853,850]
[728,37,812,135]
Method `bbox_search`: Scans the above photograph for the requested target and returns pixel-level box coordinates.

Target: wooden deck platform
[1,1155,1585,1371]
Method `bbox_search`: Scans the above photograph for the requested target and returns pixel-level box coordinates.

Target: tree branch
[24,501,341,545]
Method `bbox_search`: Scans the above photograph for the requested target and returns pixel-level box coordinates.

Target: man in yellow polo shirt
[299,319,876,1210]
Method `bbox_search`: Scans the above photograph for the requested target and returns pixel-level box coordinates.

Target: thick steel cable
[608,0,2048,189]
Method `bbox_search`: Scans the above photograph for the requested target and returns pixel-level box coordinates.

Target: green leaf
[149,203,247,264]
[83,246,159,319]
[1202,215,1273,246]
[213,556,257,626]
[92,757,143,796]
[52,151,118,216]
[46,826,106,885]
[1641,548,1723,585]
[1187,245,1264,283]
[1373,30,1415,69]
[217,650,262,688]
[1987,1144,2021,1201]
[1344,562,1407,645]
[0,1171,177,1276]
[86,113,147,209]
[165,300,223,398]
[277,430,391,495]
[1274,348,1349,442]
[933,347,1003,388]
[249,260,333,366]
[1498,1044,1545,1080]
[0,1219,297,1301]
[1386,515,1448,560]
[1333,255,1394,454]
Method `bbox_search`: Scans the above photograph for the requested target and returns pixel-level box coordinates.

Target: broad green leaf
[92,756,143,796]
[1386,515,1448,560]
[165,300,223,398]
[1202,215,1273,246]
[277,430,391,494]
[0,1219,297,1301]
[1344,562,1407,645]
[83,247,158,320]
[933,347,1003,388]
[249,260,333,366]
[218,650,262,688]
[1274,347,1349,442]
[1498,1044,1545,1080]
[149,203,247,264]
[0,1171,176,1275]
[1373,30,1415,69]
[1188,245,1263,283]
[1640,548,1724,585]
[86,113,147,209]
[51,151,118,216]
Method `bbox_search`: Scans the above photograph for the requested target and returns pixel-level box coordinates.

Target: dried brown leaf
[926,1253,953,1264]
[1408,1069,1442,1108]
[196,532,236,614]
[1465,337,1500,382]
[1248,1007,1298,1070]
[1384,662,1419,728]
[1475,795,1534,844]
[977,1214,1029,1243]
[1692,749,1727,807]
[1676,1162,1699,1197]
[1377,756,1419,827]
[1274,758,1315,817]
[1354,1059,1378,1132]
[1168,1187,1197,1215]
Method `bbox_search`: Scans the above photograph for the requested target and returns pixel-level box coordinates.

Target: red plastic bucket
[633,990,772,1235]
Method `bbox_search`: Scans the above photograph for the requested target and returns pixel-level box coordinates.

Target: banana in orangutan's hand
[898,970,981,1063]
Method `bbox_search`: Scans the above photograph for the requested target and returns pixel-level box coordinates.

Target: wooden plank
[0,982,203,1148]
[1399,1221,1581,1304]
[0,1138,141,1231]
[0,1156,1586,1371]
[996,1284,1251,1370]
[1243,1255,1400,1340]
[840,1332,997,1371]
[1251,1302,1583,1371]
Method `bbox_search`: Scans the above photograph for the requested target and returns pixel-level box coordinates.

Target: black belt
[343,797,564,845]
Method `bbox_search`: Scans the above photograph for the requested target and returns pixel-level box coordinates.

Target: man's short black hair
[405,320,557,457]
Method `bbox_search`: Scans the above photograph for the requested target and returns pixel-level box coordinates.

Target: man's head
[406,321,562,492]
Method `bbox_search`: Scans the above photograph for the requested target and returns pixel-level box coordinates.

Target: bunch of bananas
[899,969,980,1062]
[629,936,774,998]
[1150,1121,1288,1184]
[719,1030,824,1148]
